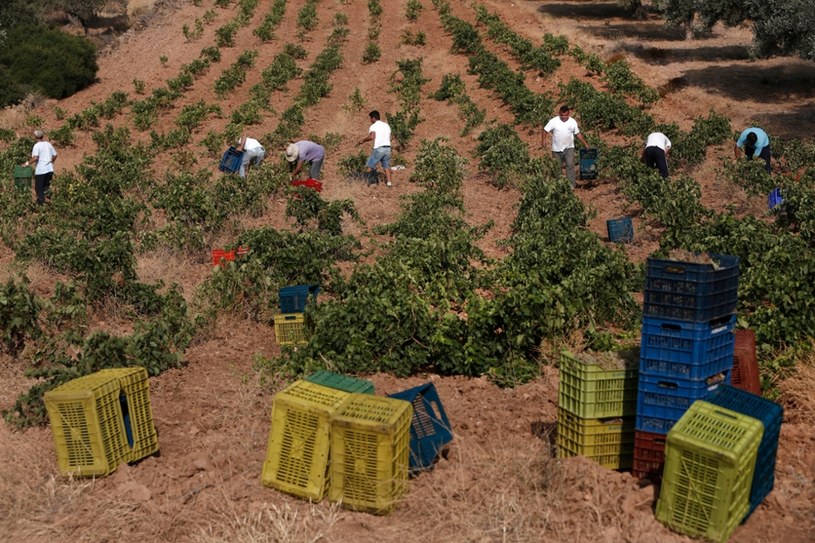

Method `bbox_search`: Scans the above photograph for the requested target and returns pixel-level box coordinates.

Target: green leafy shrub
[0,25,98,106]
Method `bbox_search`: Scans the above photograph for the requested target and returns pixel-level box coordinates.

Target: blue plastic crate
[219,146,244,174]
[579,147,598,180]
[705,385,783,519]
[278,284,320,314]
[607,217,634,243]
[639,315,735,381]
[635,371,730,434]
[644,253,739,322]
[767,187,782,210]
[388,382,453,472]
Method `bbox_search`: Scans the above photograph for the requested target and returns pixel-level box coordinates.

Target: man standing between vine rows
[542,105,589,188]
[23,129,57,205]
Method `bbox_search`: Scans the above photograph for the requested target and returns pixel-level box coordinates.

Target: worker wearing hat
[286,140,325,180]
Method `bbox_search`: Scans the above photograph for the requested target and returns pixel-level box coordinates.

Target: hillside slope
[1,1,814,542]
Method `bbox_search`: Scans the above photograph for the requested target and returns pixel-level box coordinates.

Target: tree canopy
[657,0,815,60]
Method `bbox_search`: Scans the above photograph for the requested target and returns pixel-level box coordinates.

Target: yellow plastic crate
[656,401,764,543]
[329,394,413,514]
[261,380,351,501]
[273,313,308,345]
[558,350,639,419]
[96,367,159,463]
[556,408,635,470]
[44,372,130,477]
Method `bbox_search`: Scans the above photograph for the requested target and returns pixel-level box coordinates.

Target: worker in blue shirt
[734,127,771,173]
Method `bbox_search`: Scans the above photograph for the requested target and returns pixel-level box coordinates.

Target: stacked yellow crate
[556,349,639,469]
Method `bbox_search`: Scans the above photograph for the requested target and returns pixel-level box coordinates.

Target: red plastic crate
[211,246,249,267]
[733,329,760,395]
[291,178,323,192]
[632,429,667,482]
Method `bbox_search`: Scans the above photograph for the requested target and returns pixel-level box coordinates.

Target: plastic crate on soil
[635,370,730,433]
[643,253,739,322]
[558,350,639,419]
[95,367,158,463]
[656,401,763,543]
[388,382,453,472]
[219,146,243,174]
[44,372,131,477]
[632,430,667,482]
[639,315,735,381]
[305,370,375,395]
[278,284,320,314]
[273,313,308,345]
[556,408,634,470]
[329,394,413,514]
[705,385,783,519]
[732,329,761,395]
[261,380,351,501]
[606,217,634,243]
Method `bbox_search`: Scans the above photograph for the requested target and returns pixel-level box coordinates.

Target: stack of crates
[656,400,763,542]
[634,253,740,481]
[43,367,158,477]
[274,284,320,346]
[705,385,783,519]
[388,382,453,473]
[556,349,639,470]
[261,379,413,514]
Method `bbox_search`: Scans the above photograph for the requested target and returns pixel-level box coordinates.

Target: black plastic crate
[644,253,739,322]
[579,147,598,180]
[278,284,320,314]
[607,217,634,243]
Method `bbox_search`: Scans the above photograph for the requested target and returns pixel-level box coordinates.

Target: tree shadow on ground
[622,43,751,64]
[682,62,815,102]
[582,22,687,42]
[537,1,634,20]
[753,104,815,140]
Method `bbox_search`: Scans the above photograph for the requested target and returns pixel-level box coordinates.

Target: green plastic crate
[556,408,635,470]
[13,165,33,190]
[44,372,131,477]
[558,350,639,418]
[305,370,375,394]
[261,380,351,501]
[656,401,763,543]
[329,394,412,514]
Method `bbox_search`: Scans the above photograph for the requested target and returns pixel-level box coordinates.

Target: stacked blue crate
[634,253,739,478]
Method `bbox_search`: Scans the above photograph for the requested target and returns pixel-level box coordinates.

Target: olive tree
[657,0,815,60]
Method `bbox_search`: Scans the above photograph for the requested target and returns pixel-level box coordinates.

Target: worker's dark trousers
[644,146,669,178]
[744,144,772,173]
[34,172,53,205]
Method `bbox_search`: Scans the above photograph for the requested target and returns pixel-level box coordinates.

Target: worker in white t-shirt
[642,132,672,178]
[236,135,266,178]
[542,105,589,188]
[22,129,57,205]
[358,110,396,187]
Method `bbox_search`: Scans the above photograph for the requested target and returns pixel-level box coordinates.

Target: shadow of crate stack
[261,374,453,514]
[43,367,159,477]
